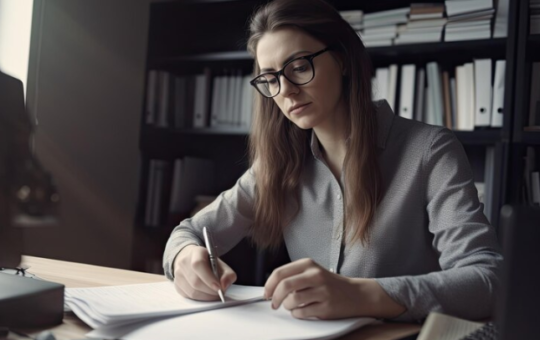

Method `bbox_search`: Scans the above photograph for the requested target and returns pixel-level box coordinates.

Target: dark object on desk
[495,205,540,340]
[0,71,27,268]
[0,70,60,269]
[0,272,64,328]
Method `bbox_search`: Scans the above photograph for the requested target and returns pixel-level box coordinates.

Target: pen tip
[218,289,225,303]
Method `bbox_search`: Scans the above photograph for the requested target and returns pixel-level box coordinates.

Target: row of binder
[523,147,540,207]
[145,158,215,227]
[373,59,505,130]
[145,69,254,130]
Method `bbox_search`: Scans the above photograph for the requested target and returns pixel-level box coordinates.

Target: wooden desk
[18,256,421,340]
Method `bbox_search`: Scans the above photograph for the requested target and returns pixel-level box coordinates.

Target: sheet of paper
[88,300,377,340]
[65,282,264,328]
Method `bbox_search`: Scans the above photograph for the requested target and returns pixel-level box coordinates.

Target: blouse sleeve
[375,128,503,322]
[162,167,257,280]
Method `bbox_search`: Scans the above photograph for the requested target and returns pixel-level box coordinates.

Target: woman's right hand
[173,244,237,301]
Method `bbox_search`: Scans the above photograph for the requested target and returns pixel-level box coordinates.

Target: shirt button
[337,194,342,200]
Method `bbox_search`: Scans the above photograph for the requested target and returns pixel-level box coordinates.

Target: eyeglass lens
[254,58,314,97]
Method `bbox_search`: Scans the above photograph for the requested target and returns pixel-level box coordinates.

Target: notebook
[66,281,377,340]
[65,282,264,328]
[87,300,376,340]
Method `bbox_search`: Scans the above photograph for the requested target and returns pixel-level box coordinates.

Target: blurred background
[1,0,538,286]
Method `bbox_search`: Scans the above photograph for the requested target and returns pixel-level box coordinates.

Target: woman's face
[255,27,345,130]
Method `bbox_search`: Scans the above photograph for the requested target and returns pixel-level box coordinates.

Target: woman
[163,0,502,322]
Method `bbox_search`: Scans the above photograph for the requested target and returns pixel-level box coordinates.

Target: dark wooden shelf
[368,38,506,58]
[453,130,502,145]
[151,38,508,69]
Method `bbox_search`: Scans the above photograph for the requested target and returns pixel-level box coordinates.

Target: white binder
[156,72,171,128]
[210,76,222,127]
[456,64,474,131]
[193,74,208,128]
[387,64,398,111]
[398,64,416,119]
[474,59,492,127]
[374,67,389,102]
[426,62,444,126]
[490,60,506,128]
[414,67,425,122]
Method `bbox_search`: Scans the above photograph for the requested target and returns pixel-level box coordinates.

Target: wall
[23,0,152,269]
[0,0,33,96]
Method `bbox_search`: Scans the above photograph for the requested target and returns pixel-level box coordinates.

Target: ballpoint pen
[202,226,225,303]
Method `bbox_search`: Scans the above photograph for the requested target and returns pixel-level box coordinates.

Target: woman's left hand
[264,258,406,320]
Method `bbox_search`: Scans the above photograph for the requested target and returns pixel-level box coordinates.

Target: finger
[174,276,219,301]
[218,260,237,290]
[272,268,322,309]
[175,268,218,297]
[282,288,320,311]
[290,302,332,320]
[190,248,223,293]
[265,258,319,299]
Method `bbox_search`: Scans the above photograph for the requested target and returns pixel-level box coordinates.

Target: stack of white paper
[445,0,495,41]
[360,7,409,47]
[66,281,377,340]
[395,3,446,45]
[87,300,377,340]
[65,282,264,329]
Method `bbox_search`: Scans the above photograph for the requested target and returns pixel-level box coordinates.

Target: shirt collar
[309,99,395,157]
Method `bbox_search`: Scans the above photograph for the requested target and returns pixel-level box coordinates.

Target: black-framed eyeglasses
[0,266,39,279]
[250,46,332,98]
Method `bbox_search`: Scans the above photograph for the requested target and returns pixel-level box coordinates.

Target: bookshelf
[133,0,528,281]
[505,1,540,206]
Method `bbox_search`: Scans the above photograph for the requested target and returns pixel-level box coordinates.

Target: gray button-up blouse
[163,99,502,322]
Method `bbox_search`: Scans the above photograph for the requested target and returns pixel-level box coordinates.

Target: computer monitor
[496,204,540,339]
[0,70,26,268]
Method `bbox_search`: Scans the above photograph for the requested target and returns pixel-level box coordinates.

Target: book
[339,9,363,25]
[445,0,494,18]
[409,3,445,20]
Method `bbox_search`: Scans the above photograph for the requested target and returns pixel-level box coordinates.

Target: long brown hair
[247,0,381,249]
